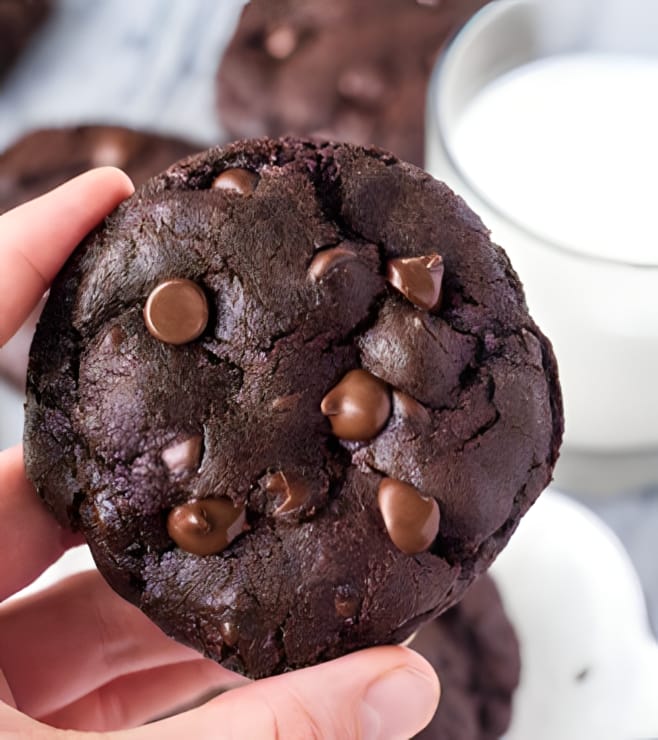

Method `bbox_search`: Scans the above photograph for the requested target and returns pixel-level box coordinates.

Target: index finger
[0,445,83,601]
[0,167,134,346]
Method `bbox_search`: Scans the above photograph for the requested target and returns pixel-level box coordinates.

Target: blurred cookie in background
[0,0,51,81]
[157,574,520,732]
[0,125,200,212]
[410,575,521,740]
[216,0,489,166]
[0,125,200,392]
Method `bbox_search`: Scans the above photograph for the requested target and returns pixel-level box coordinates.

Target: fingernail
[360,667,439,740]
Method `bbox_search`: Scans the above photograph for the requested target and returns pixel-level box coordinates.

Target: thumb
[116,646,440,740]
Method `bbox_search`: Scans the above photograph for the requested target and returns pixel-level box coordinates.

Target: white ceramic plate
[492,490,658,740]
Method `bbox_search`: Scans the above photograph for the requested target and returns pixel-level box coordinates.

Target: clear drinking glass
[425,0,658,494]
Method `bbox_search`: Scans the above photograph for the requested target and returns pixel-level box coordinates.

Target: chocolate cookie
[410,575,520,740]
[0,126,200,214]
[24,137,562,678]
[0,126,200,391]
[217,0,489,166]
[0,0,50,80]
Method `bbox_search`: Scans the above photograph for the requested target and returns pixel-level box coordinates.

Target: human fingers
[0,701,41,735]
[0,298,43,392]
[0,571,235,720]
[0,167,133,345]
[40,660,234,732]
[104,645,440,740]
[0,445,83,601]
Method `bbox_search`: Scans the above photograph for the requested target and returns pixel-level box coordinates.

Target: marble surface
[1,0,656,643]
[0,0,245,150]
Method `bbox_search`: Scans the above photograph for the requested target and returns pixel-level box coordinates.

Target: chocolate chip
[308,246,358,281]
[144,279,209,345]
[377,478,440,554]
[167,498,247,556]
[264,25,298,59]
[337,65,387,106]
[386,254,444,311]
[162,434,203,475]
[265,470,311,514]
[219,620,240,647]
[271,393,303,413]
[211,168,259,194]
[334,585,360,619]
[321,369,391,441]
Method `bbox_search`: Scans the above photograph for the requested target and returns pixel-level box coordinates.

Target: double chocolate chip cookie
[217,0,489,165]
[0,125,200,391]
[0,0,50,80]
[410,575,520,740]
[25,137,562,678]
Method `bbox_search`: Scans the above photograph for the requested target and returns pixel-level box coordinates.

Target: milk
[450,53,658,266]
[430,52,658,458]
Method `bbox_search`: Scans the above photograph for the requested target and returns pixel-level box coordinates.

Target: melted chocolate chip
[386,254,444,310]
[162,434,203,475]
[144,279,209,345]
[167,498,247,556]
[264,25,298,59]
[321,369,391,441]
[308,246,358,281]
[211,168,259,194]
[265,471,312,514]
[377,478,440,555]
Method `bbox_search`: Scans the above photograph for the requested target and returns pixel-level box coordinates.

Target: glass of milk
[426,0,658,495]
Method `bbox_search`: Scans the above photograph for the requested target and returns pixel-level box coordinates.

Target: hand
[0,169,440,739]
